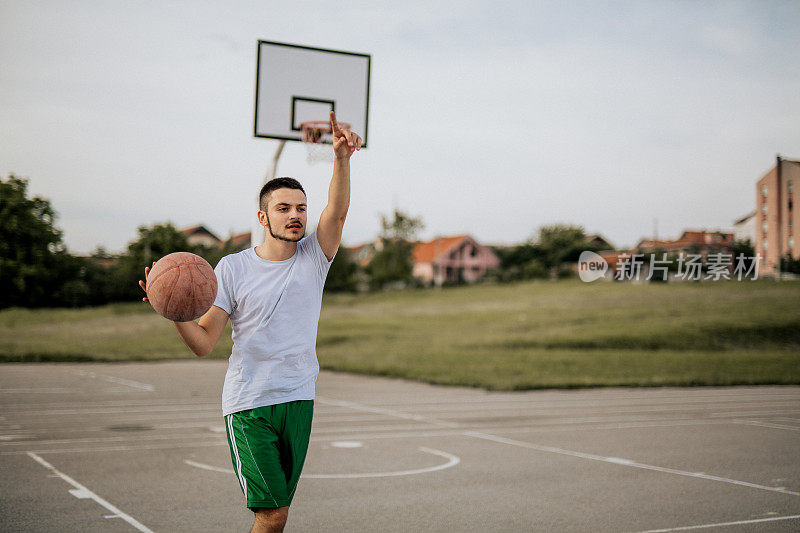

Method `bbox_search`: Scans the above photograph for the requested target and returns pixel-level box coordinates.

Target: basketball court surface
[1,362,799,532]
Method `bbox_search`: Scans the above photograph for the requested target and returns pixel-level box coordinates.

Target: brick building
[755,156,800,275]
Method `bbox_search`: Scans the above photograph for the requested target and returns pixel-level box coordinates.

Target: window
[762,184,768,197]
[789,180,794,193]
[762,202,767,215]
[789,237,795,249]
[762,240,768,250]
[762,221,768,233]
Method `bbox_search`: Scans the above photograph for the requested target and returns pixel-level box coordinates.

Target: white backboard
[254,40,370,146]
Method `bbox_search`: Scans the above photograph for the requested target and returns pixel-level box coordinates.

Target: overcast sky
[2,0,799,254]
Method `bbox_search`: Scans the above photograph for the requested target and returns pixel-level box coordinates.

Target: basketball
[146,252,218,322]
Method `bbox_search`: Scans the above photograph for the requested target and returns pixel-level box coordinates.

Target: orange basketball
[146,252,218,322]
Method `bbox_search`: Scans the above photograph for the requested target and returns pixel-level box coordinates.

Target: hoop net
[299,120,350,164]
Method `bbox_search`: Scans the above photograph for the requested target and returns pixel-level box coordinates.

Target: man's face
[259,188,307,243]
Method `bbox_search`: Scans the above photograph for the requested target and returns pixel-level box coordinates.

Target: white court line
[633,513,800,532]
[352,390,800,407]
[0,420,741,455]
[368,402,800,417]
[100,376,155,391]
[314,423,445,434]
[1,431,227,447]
[0,413,734,438]
[74,370,154,391]
[6,440,229,455]
[732,419,800,431]
[318,396,800,498]
[184,446,460,479]
[2,398,218,410]
[710,409,800,417]
[316,396,459,428]
[0,388,79,393]
[311,420,737,442]
[0,420,230,435]
[362,399,800,414]
[12,402,799,419]
[463,431,800,497]
[27,452,154,532]
[17,404,219,416]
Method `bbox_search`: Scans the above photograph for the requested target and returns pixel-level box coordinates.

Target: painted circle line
[184,446,460,479]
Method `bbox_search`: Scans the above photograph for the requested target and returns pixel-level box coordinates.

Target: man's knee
[254,506,288,529]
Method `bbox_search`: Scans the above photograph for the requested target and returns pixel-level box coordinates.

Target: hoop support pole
[252,140,287,247]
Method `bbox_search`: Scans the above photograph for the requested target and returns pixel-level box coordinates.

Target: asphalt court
[1,362,799,532]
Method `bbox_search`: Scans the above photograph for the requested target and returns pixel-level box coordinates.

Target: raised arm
[316,111,362,261]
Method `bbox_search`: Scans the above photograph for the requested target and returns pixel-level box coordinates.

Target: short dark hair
[259,177,306,211]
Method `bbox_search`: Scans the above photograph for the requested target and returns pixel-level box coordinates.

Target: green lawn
[2,280,799,390]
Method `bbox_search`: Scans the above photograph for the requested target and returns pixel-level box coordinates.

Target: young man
[139,112,361,532]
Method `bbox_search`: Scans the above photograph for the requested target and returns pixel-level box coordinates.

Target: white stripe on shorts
[226,414,247,500]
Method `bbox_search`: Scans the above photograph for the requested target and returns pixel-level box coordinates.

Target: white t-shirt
[213,231,334,416]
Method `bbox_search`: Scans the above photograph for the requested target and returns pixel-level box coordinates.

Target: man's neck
[255,236,298,261]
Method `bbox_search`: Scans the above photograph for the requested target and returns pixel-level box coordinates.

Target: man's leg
[225,403,314,530]
[277,400,314,506]
[252,506,288,533]
[225,411,291,509]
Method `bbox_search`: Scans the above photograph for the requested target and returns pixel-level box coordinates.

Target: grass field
[1,280,799,390]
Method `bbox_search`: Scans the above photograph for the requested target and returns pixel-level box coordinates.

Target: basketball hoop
[299,120,350,164]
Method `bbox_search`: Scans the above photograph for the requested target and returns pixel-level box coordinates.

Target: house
[346,240,382,268]
[636,230,735,259]
[733,211,756,245]
[586,233,615,251]
[227,231,252,252]
[596,250,629,279]
[180,226,253,252]
[755,155,799,275]
[412,235,500,286]
[181,225,222,249]
[344,234,500,286]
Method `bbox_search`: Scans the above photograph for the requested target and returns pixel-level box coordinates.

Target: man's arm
[173,305,229,357]
[317,111,361,261]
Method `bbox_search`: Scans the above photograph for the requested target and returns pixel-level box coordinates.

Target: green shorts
[224,400,314,510]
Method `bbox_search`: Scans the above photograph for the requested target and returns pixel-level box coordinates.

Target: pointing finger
[330,111,341,134]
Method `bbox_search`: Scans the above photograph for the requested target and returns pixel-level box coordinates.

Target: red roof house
[412,235,500,286]
[636,230,734,258]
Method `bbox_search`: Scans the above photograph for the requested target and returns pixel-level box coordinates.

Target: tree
[732,239,757,276]
[366,210,423,289]
[112,223,193,301]
[0,175,76,308]
[780,253,800,275]
[537,223,591,268]
[489,223,598,282]
[325,248,359,292]
[490,243,547,282]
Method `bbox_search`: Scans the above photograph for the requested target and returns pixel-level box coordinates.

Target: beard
[265,213,304,243]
